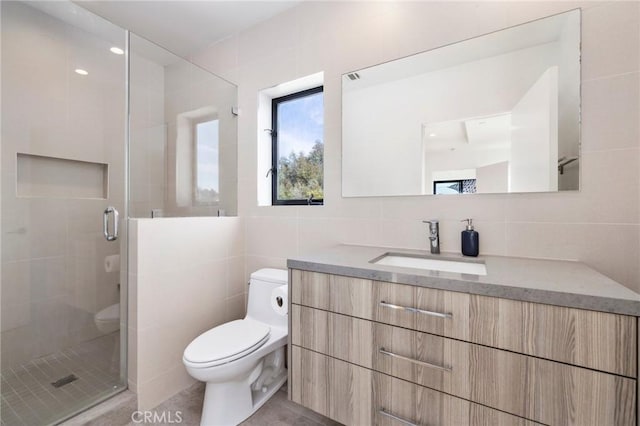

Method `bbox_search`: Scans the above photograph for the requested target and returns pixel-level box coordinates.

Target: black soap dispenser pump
[461,218,479,257]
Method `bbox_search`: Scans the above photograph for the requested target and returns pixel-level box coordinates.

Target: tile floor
[79,383,339,426]
[1,333,124,426]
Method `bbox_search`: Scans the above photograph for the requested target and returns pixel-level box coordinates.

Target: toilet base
[200,369,287,426]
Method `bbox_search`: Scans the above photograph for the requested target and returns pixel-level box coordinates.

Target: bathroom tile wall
[128,217,245,409]
[1,2,125,369]
[129,51,166,219]
[191,1,640,293]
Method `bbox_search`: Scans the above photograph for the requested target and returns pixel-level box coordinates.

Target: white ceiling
[73,1,300,58]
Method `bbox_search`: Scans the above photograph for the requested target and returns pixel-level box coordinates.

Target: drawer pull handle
[379,301,452,319]
[379,348,452,372]
[379,408,418,426]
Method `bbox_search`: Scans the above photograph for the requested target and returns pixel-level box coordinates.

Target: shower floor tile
[1,333,123,426]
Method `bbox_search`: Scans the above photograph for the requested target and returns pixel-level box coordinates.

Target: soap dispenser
[461,218,479,257]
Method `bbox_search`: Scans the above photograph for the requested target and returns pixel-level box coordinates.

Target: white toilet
[95,303,120,334]
[183,268,288,426]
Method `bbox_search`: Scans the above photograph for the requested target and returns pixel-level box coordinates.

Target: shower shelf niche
[17,153,108,199]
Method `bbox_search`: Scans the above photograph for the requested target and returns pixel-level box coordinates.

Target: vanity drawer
[291,303,469,389]
[469,294,637,377]
[374,325,636,425]
[469,404,544,426]
[291,269,374,319]
[373,322,470,397]
[291,304,374,368]
[373,372,470,426]
[374,280,470,340]
[374,373,545,426]
[469,344,636,426]
[291,346,372,426]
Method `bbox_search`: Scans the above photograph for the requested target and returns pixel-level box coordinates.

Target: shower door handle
[103,206,119,241]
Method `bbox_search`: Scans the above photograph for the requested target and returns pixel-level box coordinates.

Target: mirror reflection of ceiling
[343,13,568,93]
[423,113,511,153]
[342,10,580,197]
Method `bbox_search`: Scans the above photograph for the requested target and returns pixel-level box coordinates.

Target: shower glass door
[1,1,128,424]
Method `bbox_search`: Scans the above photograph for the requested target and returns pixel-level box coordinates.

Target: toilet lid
[183,319,270,365]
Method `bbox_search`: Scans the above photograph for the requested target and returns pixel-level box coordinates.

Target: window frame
[192,114,220,206]
[433,179,477,195]
[271,86,324,206]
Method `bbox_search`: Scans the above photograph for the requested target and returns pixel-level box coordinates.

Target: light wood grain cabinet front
[291,346,372,426]
[291,269,374,319]
[291,269,471,339]
[373,280,470,340]
[373,372,470,426]
[289,269,638,426]
[469,294,637,377]
[373,373,546,426]
[468,344,636,425]
[291,304,374,368]
[468,404,544,426]
[292,304,637,425]
[373,322,470,397]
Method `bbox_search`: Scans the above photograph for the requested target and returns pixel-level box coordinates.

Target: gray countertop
[287,244,640,316]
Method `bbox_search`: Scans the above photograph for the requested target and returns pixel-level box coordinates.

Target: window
[271,86,324,205]
[194,118,219,204]
[433,179,477,195]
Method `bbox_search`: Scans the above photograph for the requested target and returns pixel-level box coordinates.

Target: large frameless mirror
[342,10,581,197]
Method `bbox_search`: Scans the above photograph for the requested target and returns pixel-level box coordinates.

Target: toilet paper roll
[270,285,288,316]
[104,254,120,273]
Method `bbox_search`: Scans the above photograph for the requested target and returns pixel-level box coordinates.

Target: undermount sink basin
[371,253,487,276]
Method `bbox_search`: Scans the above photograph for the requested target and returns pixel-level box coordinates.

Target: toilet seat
[96,303,120,323]
[183,319,270,368]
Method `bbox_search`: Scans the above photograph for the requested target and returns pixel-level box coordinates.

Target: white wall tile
[505,1,609,27]
[224,293,246,322]
[582,72,640,152]
[245,216,298,258]
[244,255,288,284]
[582,1,640,80]
[129,217,244,407]
[137,364,195,411]
[227,256,246,298]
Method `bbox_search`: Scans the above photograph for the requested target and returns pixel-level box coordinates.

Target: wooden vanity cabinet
[289,269,638,426]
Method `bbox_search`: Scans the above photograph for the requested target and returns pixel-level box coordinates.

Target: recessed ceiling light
[110,47,124,55]
[429,133,437,137]
[74,69,88,76]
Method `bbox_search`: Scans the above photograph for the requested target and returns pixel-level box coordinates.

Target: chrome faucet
[422,220,440,254]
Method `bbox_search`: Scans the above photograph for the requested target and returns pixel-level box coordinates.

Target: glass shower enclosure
[1,1,128,424]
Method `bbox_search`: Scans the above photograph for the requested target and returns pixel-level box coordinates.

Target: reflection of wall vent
[346,72,360,81]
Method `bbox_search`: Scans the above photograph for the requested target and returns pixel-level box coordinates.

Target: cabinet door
[291,346,372,426]
[470,344,637,425]
[469,294,637,376]
[373,322,470,398]
[373,372,470,426]
[469,404,544,426]
[291,269,374,319]
[291,304,374,368]
[374,281,470,340]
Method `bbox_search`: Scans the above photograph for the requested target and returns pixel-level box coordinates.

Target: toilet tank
[245,268,288,327]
